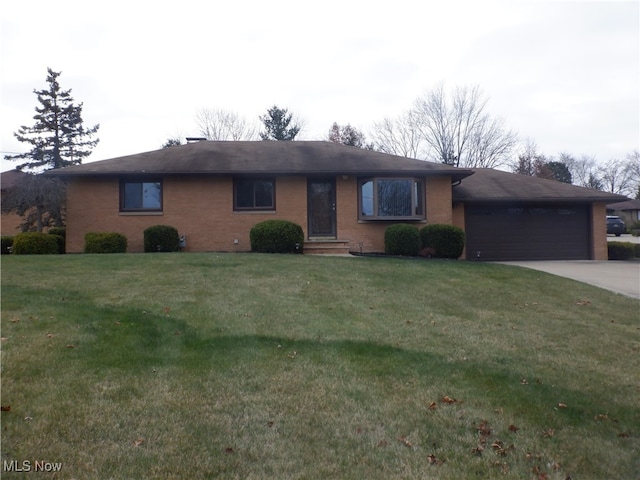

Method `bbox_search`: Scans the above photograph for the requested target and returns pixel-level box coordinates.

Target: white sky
[1,0,638,172]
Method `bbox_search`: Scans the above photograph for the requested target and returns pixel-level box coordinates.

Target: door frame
[307,178,337,238]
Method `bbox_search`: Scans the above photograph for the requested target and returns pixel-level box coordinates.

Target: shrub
[250,220,304,253]
[607,241,636,260]
[12,232,59,255]
[420,224,465,259]
[144,225,180,252]
[384,224,421,256]
[1,236,14,255]
[48,227,66,254]
[84,232,128,254]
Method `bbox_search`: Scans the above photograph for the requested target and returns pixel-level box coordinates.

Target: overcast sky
[1,0,638,172]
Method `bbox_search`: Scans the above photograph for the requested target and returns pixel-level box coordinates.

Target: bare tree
[562,153,600,188]
[195,108,258,141]
[624,150,640,198]
[412,83,517,168]
[599,158,633,195]
[370,112,423,158]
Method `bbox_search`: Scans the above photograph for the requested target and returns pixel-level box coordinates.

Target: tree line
[3,69,639,231]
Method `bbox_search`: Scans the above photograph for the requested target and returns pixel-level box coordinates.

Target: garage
[465,203,590,261]
[452,168,627,261]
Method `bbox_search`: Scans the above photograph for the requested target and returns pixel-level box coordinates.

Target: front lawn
[1,253,638,479]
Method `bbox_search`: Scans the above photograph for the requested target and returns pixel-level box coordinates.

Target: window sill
[119,211,164,216]
[358,217,426,223]
[233,210,276,214]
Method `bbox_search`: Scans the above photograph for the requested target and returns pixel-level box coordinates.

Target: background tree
[1,174,66,231]
[195,108,258,141]
[598,158,632,195]
[411,83,517,168]
[259,106,301,141]
[545,161,572,183]
[162,137,183,148]
[5,68,100,171]
[370,112,423,158]
[327,122,371,148]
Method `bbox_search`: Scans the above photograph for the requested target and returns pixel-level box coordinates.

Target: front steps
[304,239,352,255]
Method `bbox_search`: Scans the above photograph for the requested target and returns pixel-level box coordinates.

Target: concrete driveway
[498,260,640,299]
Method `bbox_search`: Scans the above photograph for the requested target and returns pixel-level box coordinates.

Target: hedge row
[250,220,304,253]
[384,223,466,259]
[608,241,640,260]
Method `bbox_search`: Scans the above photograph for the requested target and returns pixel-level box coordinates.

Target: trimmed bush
[420,224,465,259]
[48,227,66,254]
[1,236,14,255]
[144,225,180,252]
[12,232,59,255]
[607,241,636,260]
[84,232,128,254]
[384,224,421,256]
[250,220,304,253]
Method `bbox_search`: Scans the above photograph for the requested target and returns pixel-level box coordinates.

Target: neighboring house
[46,141,626,260]
[607,199,640,227]
[0,169,28,236]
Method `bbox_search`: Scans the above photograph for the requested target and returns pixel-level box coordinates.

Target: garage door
[465,204,590,261]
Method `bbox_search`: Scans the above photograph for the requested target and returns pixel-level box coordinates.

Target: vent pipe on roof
[186,137,207,143]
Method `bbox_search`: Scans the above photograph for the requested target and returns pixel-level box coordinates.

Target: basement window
[359,178,424,220]
[120,179,162,212]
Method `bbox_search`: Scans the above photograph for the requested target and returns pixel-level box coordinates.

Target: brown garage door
[465,204,590,261]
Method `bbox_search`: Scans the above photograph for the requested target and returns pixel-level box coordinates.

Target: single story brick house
[46,141,626,260]
[607,199,640,227]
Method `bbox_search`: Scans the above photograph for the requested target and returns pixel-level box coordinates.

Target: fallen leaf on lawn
[428,402,437,410]
[427,454,443,465]
[618,432,630,438]
[114,321,120,326]
[174,330,181,336]
[376,439,389,447]
[10,318,19,323]
[521,378,529,385]
[0,337,7,342]
[46,333,54,338]
[441,395,458,404]
[508,424,519,433]
[576,300,591,306]
[224,447,235,454]
[471,445,484,456]
[133,437,144,447]
[557,403,567,408]
[594,413,609,421]
[398,436,412,448]
[163,306,171,314]
[477,420,492,437]
[548,461,561,471]
[66,344,75,349]
[543,428,555,437]
[1,406,10,412]
[287,351,297,359]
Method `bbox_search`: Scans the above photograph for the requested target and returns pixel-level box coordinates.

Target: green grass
[1,253,639,479]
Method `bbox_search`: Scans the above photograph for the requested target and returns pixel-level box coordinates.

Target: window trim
[119,178,163,212]
[233,177,276,211]
[358,177,425,220]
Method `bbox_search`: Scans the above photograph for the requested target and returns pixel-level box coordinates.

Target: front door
[308,179,336,238]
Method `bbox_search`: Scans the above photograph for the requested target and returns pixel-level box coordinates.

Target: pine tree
[259,106,300,141]
[5,68,100,171]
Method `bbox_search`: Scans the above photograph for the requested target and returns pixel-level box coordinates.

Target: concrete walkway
[498,260,640,299]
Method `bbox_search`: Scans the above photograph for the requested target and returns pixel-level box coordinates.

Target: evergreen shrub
[12,232,59,255]
[84,232,128,254]
[143,225,180,252]
[1,236,14,255]
[420,224,465,259]
[384,224,421,256]
[607,241,636,260]
[250,220,304,253]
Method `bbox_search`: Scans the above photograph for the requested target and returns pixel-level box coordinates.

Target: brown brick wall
[591,203,608,260]
[65,175,458,254]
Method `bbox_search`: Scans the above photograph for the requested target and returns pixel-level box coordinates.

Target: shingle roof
[452,168,628,203]
[45,141,474,180]
[607,199,640,210]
